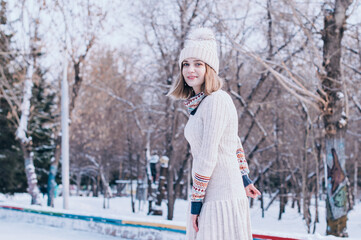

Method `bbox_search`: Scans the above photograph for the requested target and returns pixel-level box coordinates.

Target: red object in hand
[245,184,261,199]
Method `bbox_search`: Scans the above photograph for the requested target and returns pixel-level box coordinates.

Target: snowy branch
[85,83,135,108]
[352,96,361,114]
[84,153,100,168]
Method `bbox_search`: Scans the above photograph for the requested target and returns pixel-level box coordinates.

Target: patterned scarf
[184,92,206,115]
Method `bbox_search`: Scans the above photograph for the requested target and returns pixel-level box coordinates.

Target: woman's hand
[245,184,261,199]
[191,214,199,232]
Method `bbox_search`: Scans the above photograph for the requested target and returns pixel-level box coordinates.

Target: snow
[0,193,360,240]
[0,220,119,240]
[0,194,186,227]
[339,118,347,127]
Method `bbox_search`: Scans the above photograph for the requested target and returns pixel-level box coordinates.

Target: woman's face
[182,58,206,94]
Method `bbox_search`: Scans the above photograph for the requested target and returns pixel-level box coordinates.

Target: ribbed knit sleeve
[191,93,228,214]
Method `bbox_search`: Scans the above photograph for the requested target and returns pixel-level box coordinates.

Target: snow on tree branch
[352,96,361,114]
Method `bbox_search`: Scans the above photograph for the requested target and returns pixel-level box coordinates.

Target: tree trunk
[144,134,154,215]
[354,159,358,202]
[301,103,311,232]
[76,171,81,196]
[297,191,301,213]
[47,136,61,206]
[21,142,41,205]
[127,131,135,212]
[174,152,190,200]
[96,174,100,197]
[272,108,283,220]
[156,159,169,205]
[16,65,41,205]
[353,141,358,202]
[265,190,279,211]
[325,138,348,237]
[313,141,322,233]
[130,177,135,213]
[165,97,176,220]
[167,165,174,220]
[91,177,97,197]
[259,172,264,218]
[321,0,352,237]
[278,185,286,220]
[47,164,57,206]
[100,168,111,209]
[149,156,169,215]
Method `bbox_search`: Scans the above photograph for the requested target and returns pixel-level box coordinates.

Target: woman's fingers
[246,184,261,199]
[191,214,199,232]
[248,189,256,198]
[254,187,261,196]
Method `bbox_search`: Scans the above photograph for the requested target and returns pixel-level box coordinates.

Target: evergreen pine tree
[29,68,57,197]
[0,1,56,199]
[0,0,27,194]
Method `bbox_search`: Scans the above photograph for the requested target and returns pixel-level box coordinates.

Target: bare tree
[132,0,208,220]
[0,1,46,205]
[321,1,353,236]
[210,0,359,235]
[45,0,107,207]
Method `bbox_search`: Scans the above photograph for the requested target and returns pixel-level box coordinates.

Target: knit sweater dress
[184,90,253,240]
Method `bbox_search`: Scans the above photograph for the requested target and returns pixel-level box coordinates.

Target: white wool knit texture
[184,90,252,240]
[179,28,219,74]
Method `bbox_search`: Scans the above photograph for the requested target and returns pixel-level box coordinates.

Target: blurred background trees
[0,0,360,237]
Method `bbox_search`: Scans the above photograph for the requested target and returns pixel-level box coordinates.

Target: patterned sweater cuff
[191,201,203,214]
[237,147,250,175]
[242,175,253,188]
[191,172,210,214]
[191,172,210,201]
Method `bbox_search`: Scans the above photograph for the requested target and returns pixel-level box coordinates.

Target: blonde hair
[167,64,223,99]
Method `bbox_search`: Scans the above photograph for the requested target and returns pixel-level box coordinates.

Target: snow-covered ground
[0,193,360,240]
[0,220,119,240]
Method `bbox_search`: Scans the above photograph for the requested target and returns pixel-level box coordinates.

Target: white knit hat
[179,28,219,74]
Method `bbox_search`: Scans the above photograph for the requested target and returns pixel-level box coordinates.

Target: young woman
[168,28,261,240]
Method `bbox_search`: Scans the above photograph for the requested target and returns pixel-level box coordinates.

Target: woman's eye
[196,63,203,66]
[183,63,189,67]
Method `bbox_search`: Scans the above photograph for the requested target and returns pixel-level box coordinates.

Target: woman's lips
[187,76,197,80]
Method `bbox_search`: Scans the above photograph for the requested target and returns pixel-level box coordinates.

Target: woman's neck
[193,87,201,95]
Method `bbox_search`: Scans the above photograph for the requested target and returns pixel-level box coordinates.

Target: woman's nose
[187,65,195,72]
